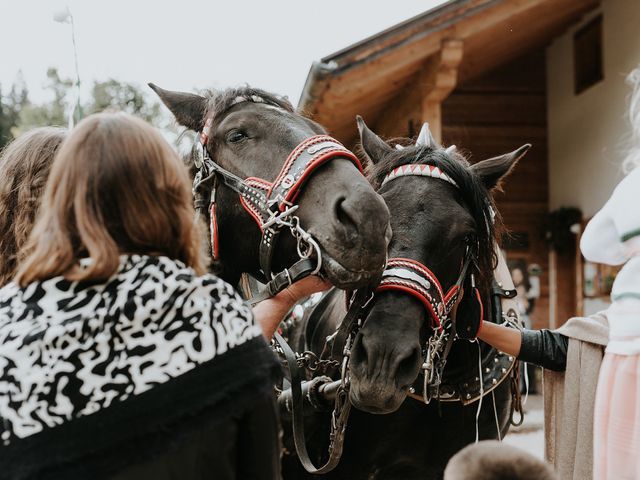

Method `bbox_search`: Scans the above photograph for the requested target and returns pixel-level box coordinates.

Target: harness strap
[268,135,363,211]
[248,258,317,306]
[376,252,474,331]
[274,331,351,474]
[330,288,375,361]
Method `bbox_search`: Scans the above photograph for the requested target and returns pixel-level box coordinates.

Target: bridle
[191,97,364,302]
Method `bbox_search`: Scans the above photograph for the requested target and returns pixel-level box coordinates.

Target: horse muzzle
[349,381,408,414]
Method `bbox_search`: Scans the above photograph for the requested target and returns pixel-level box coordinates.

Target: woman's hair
[624,67,640,173]
[16,112,207,286]
[0,127,67,286]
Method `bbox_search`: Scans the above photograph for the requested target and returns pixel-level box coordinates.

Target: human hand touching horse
[253,276,331,339]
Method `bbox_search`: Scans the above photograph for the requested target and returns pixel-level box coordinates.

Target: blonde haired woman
[0,112,324,479]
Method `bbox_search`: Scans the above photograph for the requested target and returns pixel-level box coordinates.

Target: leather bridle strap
[196,129,362,299]
[330,288,374,361]
[247,258,317,305]
[277,287,373,474]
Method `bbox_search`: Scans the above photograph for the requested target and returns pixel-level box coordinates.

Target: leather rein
[192,100,363,303]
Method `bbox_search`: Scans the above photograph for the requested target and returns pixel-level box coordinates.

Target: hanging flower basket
[545,207,582,253]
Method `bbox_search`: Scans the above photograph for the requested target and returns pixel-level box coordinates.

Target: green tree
[0,85,11,148]
[86,79,162,124]
[0,72,30,148]
[5,68,171,143]
[15,68,71,134]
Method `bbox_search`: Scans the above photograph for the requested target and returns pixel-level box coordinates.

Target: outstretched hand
[274,275,332,307]
[252,275,332,339]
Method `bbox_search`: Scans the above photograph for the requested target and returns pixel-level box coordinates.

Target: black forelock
[202,86,295,123]
[367,143,502,291]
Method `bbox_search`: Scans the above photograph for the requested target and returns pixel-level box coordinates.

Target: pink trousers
[593,352,640,479]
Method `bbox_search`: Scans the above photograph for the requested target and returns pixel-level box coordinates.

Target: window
[573,15,604,95]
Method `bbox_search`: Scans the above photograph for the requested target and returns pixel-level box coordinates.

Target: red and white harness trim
[377,258,461,331]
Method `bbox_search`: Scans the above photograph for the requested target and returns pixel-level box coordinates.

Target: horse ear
[148,83,207,132]
[471,144,531,190]
[356,115,392,164]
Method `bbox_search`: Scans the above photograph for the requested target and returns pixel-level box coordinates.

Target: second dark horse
[282,118,529,479]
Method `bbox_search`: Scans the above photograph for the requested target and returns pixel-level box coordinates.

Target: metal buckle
[262,205,299,230]
[291,218,322,275]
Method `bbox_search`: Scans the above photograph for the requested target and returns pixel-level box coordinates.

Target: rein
[192,104,363,303]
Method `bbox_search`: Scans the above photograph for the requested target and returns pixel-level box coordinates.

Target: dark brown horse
[282,118,529,479]
[150,84,391,290]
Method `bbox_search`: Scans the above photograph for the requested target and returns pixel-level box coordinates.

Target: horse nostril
[351,334,369,367]
[334,196,358,237]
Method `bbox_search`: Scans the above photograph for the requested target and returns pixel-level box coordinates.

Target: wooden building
[299,0,640,328]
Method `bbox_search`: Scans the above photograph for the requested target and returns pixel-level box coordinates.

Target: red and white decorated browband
[381,164,458,189]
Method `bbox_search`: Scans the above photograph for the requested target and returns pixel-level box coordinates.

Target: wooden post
[419,39,464,143]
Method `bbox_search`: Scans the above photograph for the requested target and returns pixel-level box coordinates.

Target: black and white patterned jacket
[0,255,281,479]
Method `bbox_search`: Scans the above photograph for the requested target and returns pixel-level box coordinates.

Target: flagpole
[53,6,82,127]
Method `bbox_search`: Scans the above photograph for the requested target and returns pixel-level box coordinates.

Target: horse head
[150,85,391,290]
[348,117,529,414]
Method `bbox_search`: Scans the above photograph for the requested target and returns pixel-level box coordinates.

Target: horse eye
[227,130,248,143]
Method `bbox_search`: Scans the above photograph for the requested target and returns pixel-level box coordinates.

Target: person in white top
[581,68,640,477]
[471,67,640,479]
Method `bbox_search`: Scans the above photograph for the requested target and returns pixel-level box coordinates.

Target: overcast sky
[1,0,447,106]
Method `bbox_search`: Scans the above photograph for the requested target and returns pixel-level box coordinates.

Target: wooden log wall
[442,50,552,329]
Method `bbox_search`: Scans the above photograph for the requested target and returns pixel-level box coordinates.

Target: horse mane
[366,142,503,292]
[202,86,295,122]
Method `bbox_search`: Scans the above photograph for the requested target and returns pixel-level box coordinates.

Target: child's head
[444,441,556,480]
[16,112,206,286]
[0,127,67,286]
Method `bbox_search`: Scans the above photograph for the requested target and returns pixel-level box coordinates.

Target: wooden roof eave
[298,0,500,116]
[298,60,336,117]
